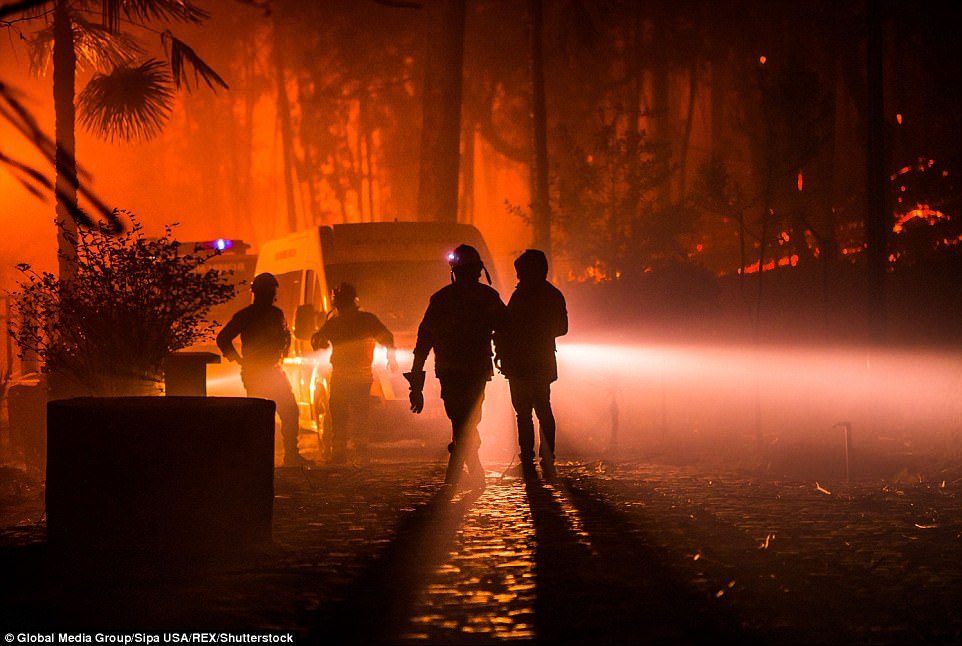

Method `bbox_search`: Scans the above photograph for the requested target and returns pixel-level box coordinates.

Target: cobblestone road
[2,459,962,643]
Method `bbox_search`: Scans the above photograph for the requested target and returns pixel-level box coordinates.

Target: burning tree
[10,213,236,396]
[548,110,684,280]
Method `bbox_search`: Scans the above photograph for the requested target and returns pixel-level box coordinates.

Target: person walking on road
[217,272,310,467]
[405,244,505,491]
[311,282,397,465]
[496,249,567,478]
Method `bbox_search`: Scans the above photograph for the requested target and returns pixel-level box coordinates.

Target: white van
[254,222,500,436]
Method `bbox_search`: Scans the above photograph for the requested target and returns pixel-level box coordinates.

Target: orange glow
[796,171,803,191]
[759,55,767,65]
[896,113,903,124]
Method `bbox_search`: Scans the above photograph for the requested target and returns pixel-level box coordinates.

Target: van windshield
[324,260,450,333]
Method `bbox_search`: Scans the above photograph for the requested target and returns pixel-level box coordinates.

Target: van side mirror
[293,304,316,341]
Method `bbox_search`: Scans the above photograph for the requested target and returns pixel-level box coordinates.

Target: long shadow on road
[319,488,482,644]
[525,473,743,643]
[311,465,748,644]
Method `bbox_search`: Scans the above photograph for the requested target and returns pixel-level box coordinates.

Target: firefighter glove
[404,371,426,414]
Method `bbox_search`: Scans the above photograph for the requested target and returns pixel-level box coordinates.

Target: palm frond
[101,0,208,32]
[77,59,174,142]
[28,16,143,75]
[0,150,99,227]
[0,150,53,196]
[0,0,49,20]
[74,18,143,68]
[1,80,118,229]
[161,29,227,91]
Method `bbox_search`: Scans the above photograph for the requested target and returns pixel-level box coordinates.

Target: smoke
[545,338,962,465]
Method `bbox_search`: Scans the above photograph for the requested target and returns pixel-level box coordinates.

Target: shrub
[10,212,236,396]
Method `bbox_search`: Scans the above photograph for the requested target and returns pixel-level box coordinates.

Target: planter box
[46,397,275,553]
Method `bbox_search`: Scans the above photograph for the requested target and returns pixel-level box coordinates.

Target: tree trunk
[529,0,551,257]
[417,0,466,223]
[623,8,643,228]
[710,59,725,158]
[360,96,376,222]
[53,0,78,280]
[459,125,475,224]
[865,0,887,342]
[755,169,774,342]
[677,62,698,198]
[273,21,298,233]
[240,39,257,235]
[737,211,746,297]
[649,25,672,208]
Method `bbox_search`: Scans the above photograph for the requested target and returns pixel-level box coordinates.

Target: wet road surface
[2,460,962,643]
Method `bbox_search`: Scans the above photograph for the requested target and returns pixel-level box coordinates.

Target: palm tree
[3,0,226,278]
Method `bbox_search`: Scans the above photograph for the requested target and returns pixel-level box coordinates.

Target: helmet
[447,244,482,269]
[447,244,492,284]
[514,249,549,282]
[251,272,279,295]
[332,282,358,309]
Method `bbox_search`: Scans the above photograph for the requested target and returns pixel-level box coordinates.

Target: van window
[305,270,328,313]
[275,270,302,321]
[324,260,449,332]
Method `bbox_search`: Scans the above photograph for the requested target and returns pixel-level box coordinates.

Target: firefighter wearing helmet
[311,282,397,465]
[405,244,505,491]
[217,272,310,467]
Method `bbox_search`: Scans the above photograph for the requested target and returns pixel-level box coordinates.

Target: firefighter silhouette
[311,282,397,464]
[217,272,310,467]
[496,249,567,477]
[406,244,505,491]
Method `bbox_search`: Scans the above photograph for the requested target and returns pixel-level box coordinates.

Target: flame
[739,254,798,274]
[568,261,616,283]
[893,204,947,233]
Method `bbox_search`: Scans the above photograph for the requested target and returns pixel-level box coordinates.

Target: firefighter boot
[540,458,556,480]
[283,447,313,468]
[464,450,486,490]
[444,441,466,486]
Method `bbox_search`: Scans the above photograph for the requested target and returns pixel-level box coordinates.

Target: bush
[10,212,236,396]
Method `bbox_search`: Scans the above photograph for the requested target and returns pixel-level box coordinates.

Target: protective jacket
[413,282,505,381]
[312,309,394,378]
[216,303,291,367]
[497,280,568,382]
